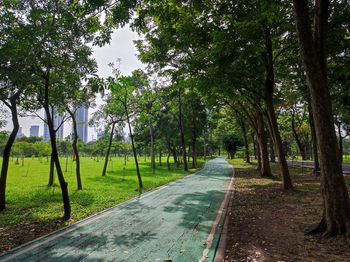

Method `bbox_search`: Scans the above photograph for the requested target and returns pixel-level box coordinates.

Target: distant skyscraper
[76,107,88,143]
[29,125,39,137]
[16,126,25,138]
[43,111,64,142]
[97,131,104,140]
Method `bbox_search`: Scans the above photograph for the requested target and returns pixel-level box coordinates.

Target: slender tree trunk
[253,134,257,160]
[337,122,344,164]
[256,110,272,177]
[269,137,276,163]
[291,111,307,160]
[171,147,179,168]
[44,105,71,219]
[192,136,197,168]
[240,118,251,163]
[67,108,82,190]
[65,155,68,172]
[264,27,293,190]
[308,101,320,174]
[159,150,162,166]
[126,112,143,189]
[167,152,171,170]
[178,87,188,171]
[0,98,20,211]
[293,0,350,236]
[256,139,262,171]
[48,155,55,186]
[149,119,155,173]
[102,122,115,177]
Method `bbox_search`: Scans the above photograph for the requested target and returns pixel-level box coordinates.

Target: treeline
[125,0,350,237]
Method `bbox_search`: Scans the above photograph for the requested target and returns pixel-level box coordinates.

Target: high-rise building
[43,112,64,142]
[97,131,105,140]
[76,107,88,143]
[16,126,25,138]
[29,125,39,137]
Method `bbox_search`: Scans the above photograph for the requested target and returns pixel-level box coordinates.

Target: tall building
[76,107,88,143]
[16,126,25,138]
[29,125,39,137]
[43,112,64,142]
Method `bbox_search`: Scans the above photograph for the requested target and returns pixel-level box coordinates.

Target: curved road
[0,158,233,262]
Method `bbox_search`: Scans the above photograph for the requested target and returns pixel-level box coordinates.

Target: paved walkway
[0,158,233,262]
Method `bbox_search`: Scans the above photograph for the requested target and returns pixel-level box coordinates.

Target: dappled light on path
[0,157,233,261]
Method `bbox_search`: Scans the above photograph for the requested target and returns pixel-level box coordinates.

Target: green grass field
[0,156,205,228]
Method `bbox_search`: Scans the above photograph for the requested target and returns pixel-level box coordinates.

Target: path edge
[199,161,235,262]
[213,173,234,262]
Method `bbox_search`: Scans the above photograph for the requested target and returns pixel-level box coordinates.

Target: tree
[101,73,144,189]
[183,91,207,168]
[223,134,242,159]
[91,93,126,177]
[33,141,50,160]
[0,0,32,210]
[131,70,159,173]
[15,0,98,219]
[293,0,350,236]
[65,88,95,190]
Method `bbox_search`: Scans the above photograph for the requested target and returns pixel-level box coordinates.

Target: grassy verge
[0,156,206,252]
[225,158,350,261]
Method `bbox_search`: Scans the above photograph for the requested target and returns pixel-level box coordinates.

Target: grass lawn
[224,158,350,261]
[0,156,206,252]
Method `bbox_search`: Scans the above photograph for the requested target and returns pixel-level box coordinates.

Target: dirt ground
[224,165,350,262]
[0,220,63,253]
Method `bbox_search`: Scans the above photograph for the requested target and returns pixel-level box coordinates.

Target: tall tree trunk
[0,97,20,211]
[102,122,115,177]
[149,119,155,173]
[170,147,179,168]
[192,136,197,169]
[265,27,293,190]
[240,118,251,163]
[44,105,71,220]
[256,110,272,177]
[67,108,82,190]
[337,123,343,164]
[65,155,68,172]
[178,87,188,171]
[308,100,320,174]
[291,110,307,160]
[256,139,262,171]
[269,137,276,163]
[126,112,143,189]
[48,155,54,186]
[167,152,171,170]
[253,134,257,160]
[293,0,350,236]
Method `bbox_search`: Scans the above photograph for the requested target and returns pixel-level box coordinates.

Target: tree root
[305,217,326,236]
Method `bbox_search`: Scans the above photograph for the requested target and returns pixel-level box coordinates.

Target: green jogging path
[0,157,233,262]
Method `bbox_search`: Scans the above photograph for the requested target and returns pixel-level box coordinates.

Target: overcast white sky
[2,25,144,141]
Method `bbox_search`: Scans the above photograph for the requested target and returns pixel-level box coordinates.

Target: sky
[2,25,144,141]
